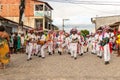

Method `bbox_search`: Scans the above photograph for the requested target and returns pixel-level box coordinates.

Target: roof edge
[32,0,53,10]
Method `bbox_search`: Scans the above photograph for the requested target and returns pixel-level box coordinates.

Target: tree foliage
[80,29,89,37]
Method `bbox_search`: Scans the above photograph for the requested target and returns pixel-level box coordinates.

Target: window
[35,5,43,11]
[35,19,43,30]
[44,5,51,17]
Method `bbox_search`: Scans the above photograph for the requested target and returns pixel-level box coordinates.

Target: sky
[41,0,120,32]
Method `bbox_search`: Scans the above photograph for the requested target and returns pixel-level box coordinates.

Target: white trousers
[70,43,77,58]
[80,42,84,54]
[32,43,37,54]
[27,43,33,59]
[67,44,70,53]
[58,42,63,52]
[41,44,47,57]
[62,43,70,53]
[99,49,103,57]
[26,44,29,53]
[48,42,53,53]
[92,42,96,53]
[35,44,41,54]
[104,44,110,62]
[88,43,92,53]
[96,43,100,56]
[97,45,103,57]
[83,45,87,53]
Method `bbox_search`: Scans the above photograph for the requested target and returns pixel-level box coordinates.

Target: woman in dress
[0,26,10,69]
[17,33,21,52]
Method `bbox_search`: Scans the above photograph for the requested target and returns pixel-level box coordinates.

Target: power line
[42,0,120,14]
[44,0,120,3]
[77,5,119,14]
[41,0,120,6]
[44,0,120,14]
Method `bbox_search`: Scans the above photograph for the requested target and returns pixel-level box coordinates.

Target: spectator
[0,26,10,69]
[9,35,14,54]
[13,33,18,54]
[17,33,21,52]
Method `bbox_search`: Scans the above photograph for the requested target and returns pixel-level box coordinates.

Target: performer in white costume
[57,31,65,55]
[34,33,41,56]
[77,32,84,56]
[102,26,111,65]
[39,32,47,58]
[91,34,96,54]
[95,31,100,56]
[70,28,79,60]
[98,30,104,59]
[63,33,71,54]
[27,31,34,61]
[46,30,54,55]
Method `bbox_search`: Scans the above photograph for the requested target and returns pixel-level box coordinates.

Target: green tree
[80,30,90,40]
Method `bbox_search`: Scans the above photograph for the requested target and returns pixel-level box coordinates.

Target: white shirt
[71,34,78,39]
[78,35,84,43]
[27,33,31,40]
[95,34,99,41]
[57,34,65,42]
[70,34,79,42]
[35,35,40,41]
[109,32,114,37]
[104,32,110,38]
[91,36,96,43]
[65,37,71,44]
[40,34,46,41]
[99,34,103,41]
[109,32,115,42]
[31,34,35,39]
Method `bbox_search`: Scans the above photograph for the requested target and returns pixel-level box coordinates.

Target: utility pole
[62,19,69,31]
[18,0,25,33]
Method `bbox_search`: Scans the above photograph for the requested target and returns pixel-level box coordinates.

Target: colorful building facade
[0,0,54,30]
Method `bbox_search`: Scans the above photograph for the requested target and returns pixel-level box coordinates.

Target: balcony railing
[34,4,52,19]
[34,11,44,17]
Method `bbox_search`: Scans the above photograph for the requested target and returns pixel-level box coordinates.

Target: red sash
[109,42,112,54]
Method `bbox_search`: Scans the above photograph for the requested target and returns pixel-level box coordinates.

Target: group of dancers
[24,25,119,65]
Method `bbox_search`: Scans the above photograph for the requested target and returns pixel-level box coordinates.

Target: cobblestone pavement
[0,52,120,80]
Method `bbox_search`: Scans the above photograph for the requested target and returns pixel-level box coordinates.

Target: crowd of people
[0,25,120,69]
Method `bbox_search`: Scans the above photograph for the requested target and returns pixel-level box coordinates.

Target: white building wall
[95,15,120,29]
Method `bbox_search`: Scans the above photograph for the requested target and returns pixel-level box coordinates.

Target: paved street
[0,52,120,80]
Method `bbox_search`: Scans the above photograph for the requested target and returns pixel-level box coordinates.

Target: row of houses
[0,0,59,34]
